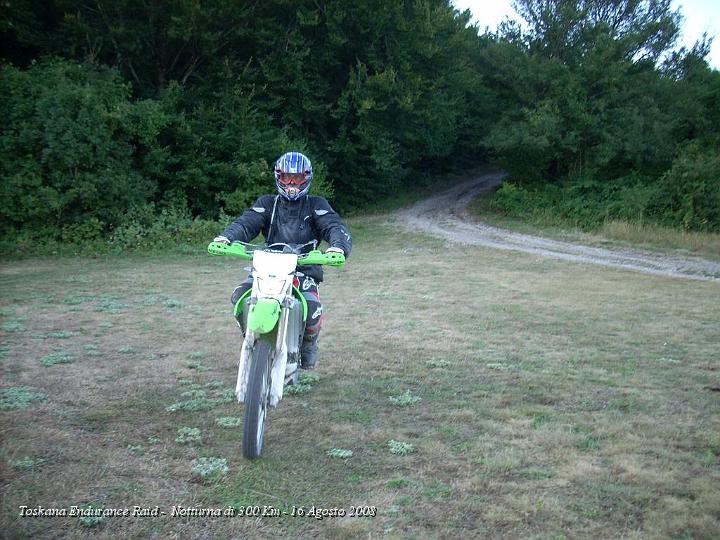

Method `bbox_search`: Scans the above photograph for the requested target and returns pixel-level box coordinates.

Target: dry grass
[469,197,720,261]
[1,216,719,538]
[598,220,720,258]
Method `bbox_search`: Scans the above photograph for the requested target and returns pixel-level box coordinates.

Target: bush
[0,58,168,235]
[649,143,720,231]
[489,182,561,224]
[108,203,222,251]
[490,174,661,231]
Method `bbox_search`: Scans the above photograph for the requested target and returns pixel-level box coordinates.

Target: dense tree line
[483,0,720,231]
[1,0,718,245]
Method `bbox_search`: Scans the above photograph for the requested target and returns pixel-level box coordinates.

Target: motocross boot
[300,332,319,370]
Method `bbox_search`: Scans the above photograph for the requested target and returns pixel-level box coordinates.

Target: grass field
[1,215,719,539]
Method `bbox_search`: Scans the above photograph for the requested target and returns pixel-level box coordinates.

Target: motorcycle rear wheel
[242,338,272,459]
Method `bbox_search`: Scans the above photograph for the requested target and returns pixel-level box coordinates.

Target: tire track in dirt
[398,172,720,281]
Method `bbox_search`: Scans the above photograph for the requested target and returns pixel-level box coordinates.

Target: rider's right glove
[213,236,230,245]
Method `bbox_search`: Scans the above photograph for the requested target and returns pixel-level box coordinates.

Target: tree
[0,59,168,235]
[512,0,682,64]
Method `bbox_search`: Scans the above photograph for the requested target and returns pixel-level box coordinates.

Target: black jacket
[221,194,352,283]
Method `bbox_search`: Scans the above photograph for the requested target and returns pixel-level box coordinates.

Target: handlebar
[207,242,346,267]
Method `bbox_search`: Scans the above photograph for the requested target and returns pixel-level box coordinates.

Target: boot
[300,332,319,370]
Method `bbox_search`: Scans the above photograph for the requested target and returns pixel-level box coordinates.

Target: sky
[451,0,720,69]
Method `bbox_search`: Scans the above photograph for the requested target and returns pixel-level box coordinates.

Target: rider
[213,151,352,370]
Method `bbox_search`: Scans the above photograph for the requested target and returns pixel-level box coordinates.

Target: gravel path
[398,172,720,281]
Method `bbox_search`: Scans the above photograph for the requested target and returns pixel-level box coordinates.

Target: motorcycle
[207,240,345,459]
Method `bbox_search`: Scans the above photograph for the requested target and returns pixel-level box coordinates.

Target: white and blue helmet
[274,151,313,201]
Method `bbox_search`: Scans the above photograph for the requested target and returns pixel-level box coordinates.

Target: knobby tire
[242,339,272,459]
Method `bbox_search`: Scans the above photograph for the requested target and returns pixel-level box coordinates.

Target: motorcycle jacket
[220,194,352,283]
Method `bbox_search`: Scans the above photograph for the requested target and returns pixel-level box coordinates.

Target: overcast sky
[451,0,720,69]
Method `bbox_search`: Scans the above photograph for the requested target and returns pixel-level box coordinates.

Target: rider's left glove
[325,247,344,255]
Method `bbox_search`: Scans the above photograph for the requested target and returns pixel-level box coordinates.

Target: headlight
[255,277,287,296]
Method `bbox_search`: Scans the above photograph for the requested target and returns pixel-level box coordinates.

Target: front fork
[235,298,292,407]
[269,299,292,407]
[235,330,256,404]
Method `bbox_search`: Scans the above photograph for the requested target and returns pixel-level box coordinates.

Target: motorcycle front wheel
[242,338,273,459]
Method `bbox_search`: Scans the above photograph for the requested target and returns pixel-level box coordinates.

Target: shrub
[649,143,720,231]
[491,174,661,231]
[0,59,164,236]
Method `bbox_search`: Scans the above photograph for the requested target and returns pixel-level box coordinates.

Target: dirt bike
[207,240,345,459]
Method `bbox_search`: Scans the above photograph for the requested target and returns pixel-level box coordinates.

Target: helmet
[274,151,313,201]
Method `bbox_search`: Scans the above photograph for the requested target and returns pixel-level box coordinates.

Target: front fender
[247,298,281,334]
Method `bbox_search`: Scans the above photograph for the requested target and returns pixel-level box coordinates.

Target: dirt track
[398,172,720,281]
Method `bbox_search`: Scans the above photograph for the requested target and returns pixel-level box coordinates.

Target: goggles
[277,172,308,186]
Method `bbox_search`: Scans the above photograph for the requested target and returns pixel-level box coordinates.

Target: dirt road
[398,172,720,281]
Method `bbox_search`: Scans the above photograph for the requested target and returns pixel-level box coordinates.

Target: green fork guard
[234,287,308,322]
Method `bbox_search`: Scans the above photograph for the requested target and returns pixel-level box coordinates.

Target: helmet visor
[278,172,308,186]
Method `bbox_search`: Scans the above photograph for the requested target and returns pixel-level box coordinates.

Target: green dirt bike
[208,241,345,459]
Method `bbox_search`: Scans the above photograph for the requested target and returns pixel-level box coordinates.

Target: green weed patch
[388,440,415,456]
[191,457,228,480]
[40,352,74,366]
[389,389,421,406]
[0,386,47,410]
[215,417,242,428]
[175,427,202,444]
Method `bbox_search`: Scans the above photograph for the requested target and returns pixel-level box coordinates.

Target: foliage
[34,332,75,339]
[191,457,229,479]
[0,386,48,410]
[40,352,74,367]
[77,504,107,527]
[9,456,45,470]
[0,1,490,229]
[1,321,26,332]
[285,383,312,395]
[482,0,720,232]
[175,427,202,444]
[214,388,235,403]
[0,59,166,236]
[165,397,215,412]
[298,372,320,385]
[215,417,242,428]
[326,448,353,458]
[388,389,422,406]
[1,0,719,238]
[388,439,415,455]
[490,175,662,230]
[649,142,720,231]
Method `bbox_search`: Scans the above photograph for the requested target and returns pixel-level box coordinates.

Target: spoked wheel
[242,339,273,459]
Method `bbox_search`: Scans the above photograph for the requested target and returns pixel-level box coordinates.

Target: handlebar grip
[207,242,253,260]
[299,250,346,267]
[324,252,346,267]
